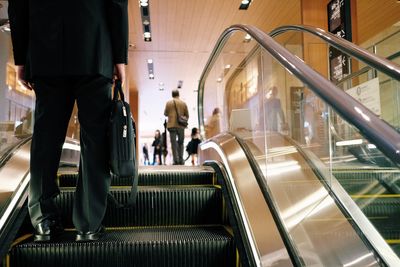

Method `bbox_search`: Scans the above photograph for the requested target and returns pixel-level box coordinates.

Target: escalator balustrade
[333,168,400,256]
[7,166,237,267]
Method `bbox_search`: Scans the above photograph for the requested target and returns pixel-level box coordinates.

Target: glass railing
[0,30,34,162]
[199,24,400,266]
[270,25,400,131]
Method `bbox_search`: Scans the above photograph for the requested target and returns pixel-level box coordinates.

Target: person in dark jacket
[186,127,201,165]
[8,0,128,242]
[142,143,150,165]
[152,130,162,165]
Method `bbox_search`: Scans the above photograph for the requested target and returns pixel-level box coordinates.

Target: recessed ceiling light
[140,0,148,6]
[239,0,252,10]
[147,59,153,64]
[225,64,231,69]
[217,78,222,83]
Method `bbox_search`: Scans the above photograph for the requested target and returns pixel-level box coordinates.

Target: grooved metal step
[353,196,400,240]
[57,186,224,228]
[58,167,215,187]
[333,169,400,194]
[9,226,236,267]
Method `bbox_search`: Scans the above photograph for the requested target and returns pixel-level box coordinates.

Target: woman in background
[152,130,162,165]
[186,127,201,165]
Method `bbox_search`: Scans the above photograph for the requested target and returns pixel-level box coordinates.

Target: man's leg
[72,76,112,233]
[168,128,179,164]
[177,128,185,164]
[29,78,75,228]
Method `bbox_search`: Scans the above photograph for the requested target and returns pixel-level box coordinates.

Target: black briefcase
[109,80,138,205]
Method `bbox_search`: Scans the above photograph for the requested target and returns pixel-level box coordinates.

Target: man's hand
[16,65,33,90]
[114,64,126,86]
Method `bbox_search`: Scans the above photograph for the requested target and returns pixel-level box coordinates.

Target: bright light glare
[63,143,81,151]
[354,106,371,122]
[147,59,153,64]
[336,139,363,147]
[241,0,250,4]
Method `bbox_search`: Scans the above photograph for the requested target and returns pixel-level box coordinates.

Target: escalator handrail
[269,24,400,81]
[198,24,400,167]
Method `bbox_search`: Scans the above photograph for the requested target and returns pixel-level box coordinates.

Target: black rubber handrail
[269,25,400,82]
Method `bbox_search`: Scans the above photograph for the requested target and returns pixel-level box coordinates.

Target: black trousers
[29,75,112,232]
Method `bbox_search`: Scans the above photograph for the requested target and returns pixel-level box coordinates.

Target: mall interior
[1,0,400,266]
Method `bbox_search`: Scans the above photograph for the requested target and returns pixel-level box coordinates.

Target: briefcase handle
[113,80,125,102]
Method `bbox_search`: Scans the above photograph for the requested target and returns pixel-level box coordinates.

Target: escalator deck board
[9,226,235,267]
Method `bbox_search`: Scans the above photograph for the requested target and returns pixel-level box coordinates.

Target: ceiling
[127,0,301,135]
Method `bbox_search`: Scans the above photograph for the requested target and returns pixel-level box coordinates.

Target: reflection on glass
[0,32,80,162]
[0,30,35,157]
[200,27,400,264]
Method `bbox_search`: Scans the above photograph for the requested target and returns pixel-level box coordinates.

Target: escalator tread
[10,226,235,267]
[58,168,215,187]
[57,186,224,228]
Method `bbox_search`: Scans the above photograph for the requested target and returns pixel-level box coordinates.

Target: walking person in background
[164,90,189,165]
[152,129,162,165]
[8,0,128,242]
[265,86,286,132]
[205,107,221,139]
[162,120,168,165]
[142,143,150,165]
[186,127,201,165]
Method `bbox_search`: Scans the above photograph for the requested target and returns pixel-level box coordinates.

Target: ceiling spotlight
[147,59,153,64]
[239,0,252,10]
[139,0,148,6]
[217,78,222,83]
[225,64,231,69]
[143,20,150,26]
[149,73,154,79]
[144,32,151,38]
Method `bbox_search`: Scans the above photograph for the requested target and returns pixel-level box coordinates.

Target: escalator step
[58,168,214,187]
[57,186,223,228]
[9,226,236,267]
[355,197,400,217]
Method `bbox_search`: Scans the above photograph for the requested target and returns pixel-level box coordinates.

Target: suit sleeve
[8,0,29,65]
[108,0,128,64]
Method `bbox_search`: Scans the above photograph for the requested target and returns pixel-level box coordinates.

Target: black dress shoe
[76,225,105,242]
[34,219,64,242]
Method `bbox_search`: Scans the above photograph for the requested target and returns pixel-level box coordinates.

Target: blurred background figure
[152,130,162,165]
[265,86,286,132]
[205,107,221,139]
[142,143,150,165]
[186,127,201,165]
[162,120,168,165]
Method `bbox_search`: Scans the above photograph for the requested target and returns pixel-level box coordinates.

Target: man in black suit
[8,0,128,242]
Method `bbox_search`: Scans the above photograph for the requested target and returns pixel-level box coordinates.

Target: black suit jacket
[8,0,128,80]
